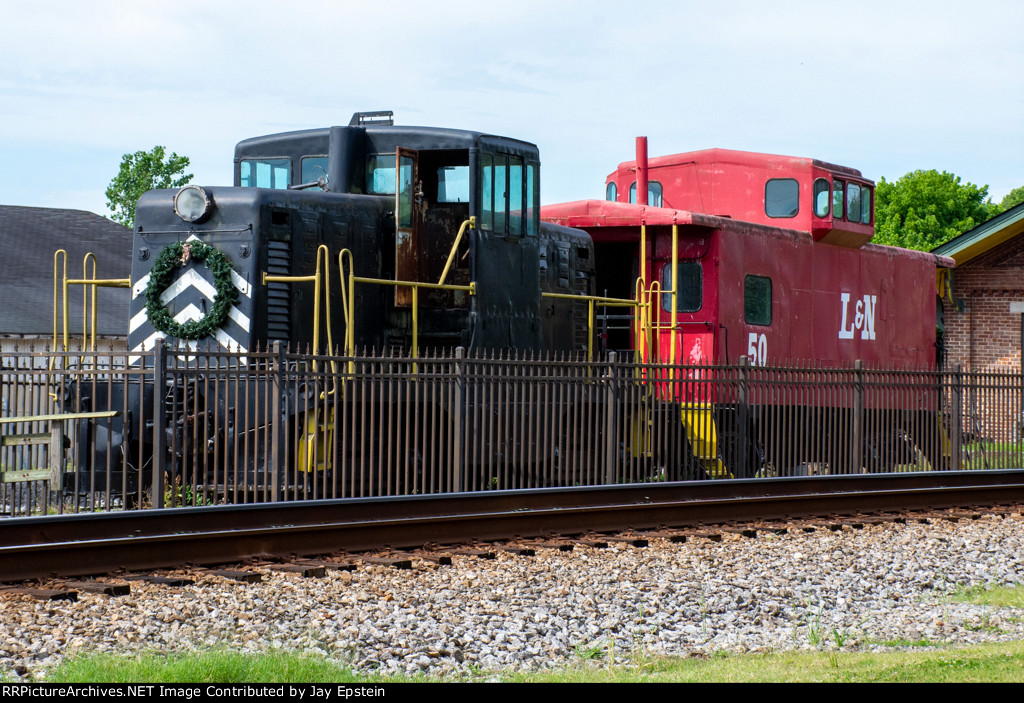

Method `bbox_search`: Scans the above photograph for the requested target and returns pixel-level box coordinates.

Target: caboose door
[394,147,420,307]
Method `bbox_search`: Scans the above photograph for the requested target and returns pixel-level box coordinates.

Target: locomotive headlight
[173,185,213,223]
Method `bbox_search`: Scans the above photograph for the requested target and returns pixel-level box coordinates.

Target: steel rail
[3,471,1024,582]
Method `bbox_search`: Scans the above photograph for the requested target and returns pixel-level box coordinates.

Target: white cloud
[0,0,1020,214]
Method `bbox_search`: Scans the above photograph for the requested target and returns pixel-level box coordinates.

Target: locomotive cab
[126,111,592,358]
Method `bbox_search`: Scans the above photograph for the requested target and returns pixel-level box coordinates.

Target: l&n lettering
[838,292,877,341]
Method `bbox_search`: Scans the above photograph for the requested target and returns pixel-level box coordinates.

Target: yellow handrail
[541,291,640,361]
[437,217,476,286]
[263,244,334,371]
[340,245,476,360]
[53,249,131,361]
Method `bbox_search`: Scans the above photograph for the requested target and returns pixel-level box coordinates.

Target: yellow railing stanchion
[670,224,679,366]
[52,250,67,358]
[83,253,97,353]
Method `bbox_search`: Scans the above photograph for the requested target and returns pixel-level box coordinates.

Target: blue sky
[1,0,1021,217]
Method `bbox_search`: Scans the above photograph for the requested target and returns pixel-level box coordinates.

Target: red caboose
[543,140,954,477]
[545,141,951,369]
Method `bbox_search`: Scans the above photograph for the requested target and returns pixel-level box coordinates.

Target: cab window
[301,156,328,186]
[240,158,290,189]
[367,154,404,195]
[437,166,469,202]
[606,182,617,202]
[480,152,536,236]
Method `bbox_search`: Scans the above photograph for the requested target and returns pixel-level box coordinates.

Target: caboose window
[661,262,702,313]
[744,275,772,326]
[765,179,798,218]
[833,179,845,220]
[240,158,291,189]
[847,183,862,223]
[606,182,617,202]
[813,178,831,217]
[628,181,663,207]
[860,187,872,224]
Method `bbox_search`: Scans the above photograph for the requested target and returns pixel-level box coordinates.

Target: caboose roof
[613,148,868,182]
[541,199,953,268]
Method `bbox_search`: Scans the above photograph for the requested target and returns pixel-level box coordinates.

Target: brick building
[935,203,1024,372]
[933,204,1024,441]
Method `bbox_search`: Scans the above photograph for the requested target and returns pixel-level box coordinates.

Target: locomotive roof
[614,148,868,181]
[234,124,540,159]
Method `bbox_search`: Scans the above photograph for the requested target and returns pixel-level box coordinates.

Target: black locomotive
[71,112,596,495]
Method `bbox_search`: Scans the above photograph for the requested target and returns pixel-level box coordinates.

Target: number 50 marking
[747,333,767,366]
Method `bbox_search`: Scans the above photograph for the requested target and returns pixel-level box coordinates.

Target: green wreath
[145,241,238,340]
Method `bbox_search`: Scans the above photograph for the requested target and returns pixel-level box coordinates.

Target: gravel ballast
[3,512,1024,679]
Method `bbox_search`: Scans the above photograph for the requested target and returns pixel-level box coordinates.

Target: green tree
[106,146,192,228]
[873,170,999,251]
[999,186,1024,212]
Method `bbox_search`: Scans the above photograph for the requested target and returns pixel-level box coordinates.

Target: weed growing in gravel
[806,601,825,647]
[699,582,711,635]
[573,639,608,661]
[831,627,851,648]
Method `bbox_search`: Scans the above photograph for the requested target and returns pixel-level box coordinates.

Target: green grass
[24,641,1024,684]
[41,650,384,684]
[960,442,1024,471]
[505,643,1024,682]
[955,584,1024,609]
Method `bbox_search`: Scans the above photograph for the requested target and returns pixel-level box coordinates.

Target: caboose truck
[70,112,597,496]
[542,138,955,477]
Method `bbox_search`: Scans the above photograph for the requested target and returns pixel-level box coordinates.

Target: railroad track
[3,470,1024,583]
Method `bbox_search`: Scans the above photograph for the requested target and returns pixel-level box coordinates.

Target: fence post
[951,364,963,471]
[851,360,864,474]
[453,346,464,493]
[737,356,750,478]
[604,351,618,485]
[270,341,284,501]
[151,338,166,508]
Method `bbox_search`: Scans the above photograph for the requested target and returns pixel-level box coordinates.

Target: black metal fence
[2,343,1022,516]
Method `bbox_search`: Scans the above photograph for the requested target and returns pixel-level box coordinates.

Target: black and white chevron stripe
[128,235,253,364]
